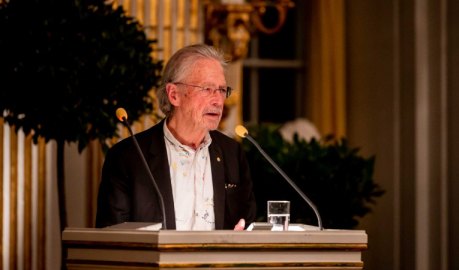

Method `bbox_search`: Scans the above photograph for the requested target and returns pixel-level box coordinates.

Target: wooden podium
[62,227,367,269]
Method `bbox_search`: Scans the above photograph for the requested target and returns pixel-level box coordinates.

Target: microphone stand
[244,133,323,231]
[120,117,167,230]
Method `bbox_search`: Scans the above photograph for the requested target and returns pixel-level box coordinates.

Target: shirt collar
[163,118,212,149]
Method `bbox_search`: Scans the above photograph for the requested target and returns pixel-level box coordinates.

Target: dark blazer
[95,119,257,230]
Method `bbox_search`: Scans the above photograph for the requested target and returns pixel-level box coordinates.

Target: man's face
[175,58,226,132]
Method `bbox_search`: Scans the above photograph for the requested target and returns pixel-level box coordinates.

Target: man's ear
[166,83,180,106]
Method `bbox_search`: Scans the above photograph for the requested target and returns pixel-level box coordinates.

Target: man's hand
[234,219,245,231]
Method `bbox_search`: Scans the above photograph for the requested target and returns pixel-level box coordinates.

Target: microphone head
[116,108,128,122]
[235,125,248,138]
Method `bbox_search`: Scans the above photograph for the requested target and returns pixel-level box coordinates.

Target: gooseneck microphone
[116,108,167,230]
[235,125,324,231]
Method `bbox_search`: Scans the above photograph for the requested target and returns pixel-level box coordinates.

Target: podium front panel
[63,228,367,269]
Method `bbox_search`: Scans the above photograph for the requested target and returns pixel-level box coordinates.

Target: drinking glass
[267,201,290,231]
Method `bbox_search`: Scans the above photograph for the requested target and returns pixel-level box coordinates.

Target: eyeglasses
[173,82,233,99]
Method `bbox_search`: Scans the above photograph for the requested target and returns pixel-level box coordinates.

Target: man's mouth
[205,112,220,117]
[203,108,222,118]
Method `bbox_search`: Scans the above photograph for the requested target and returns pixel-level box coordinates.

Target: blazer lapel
[209,138,225,230]
[147,120,176,230]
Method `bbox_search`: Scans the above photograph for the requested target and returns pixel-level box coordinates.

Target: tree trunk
[57,140,67,270]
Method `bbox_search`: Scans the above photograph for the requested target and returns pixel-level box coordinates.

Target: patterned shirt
[163,121,215,230]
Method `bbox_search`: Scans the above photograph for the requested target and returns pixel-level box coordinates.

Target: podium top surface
[62,227,367,245]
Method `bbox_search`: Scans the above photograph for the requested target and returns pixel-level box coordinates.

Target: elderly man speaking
[95,44,256,230]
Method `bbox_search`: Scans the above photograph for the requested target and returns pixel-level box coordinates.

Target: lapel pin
[217,157,221,162]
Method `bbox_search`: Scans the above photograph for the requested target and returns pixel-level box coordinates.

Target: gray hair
[156,44,229,117]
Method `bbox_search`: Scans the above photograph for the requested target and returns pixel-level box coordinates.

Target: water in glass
[267,201,290,231]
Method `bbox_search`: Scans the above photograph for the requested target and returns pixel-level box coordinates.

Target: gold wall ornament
[204,3,253,60]
[203,0,294,60]
[251,0,295,35]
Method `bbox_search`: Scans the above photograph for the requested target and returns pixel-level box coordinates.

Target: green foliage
[0,0,162,152]
[242,124,385,229]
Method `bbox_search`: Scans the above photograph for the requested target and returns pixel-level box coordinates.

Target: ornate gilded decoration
[203,0,294,60]
[205,3,252,60]
[251,0,295,35]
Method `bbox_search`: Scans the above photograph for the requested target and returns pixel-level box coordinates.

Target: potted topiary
[241,123,385,229]
[0,0,162,261]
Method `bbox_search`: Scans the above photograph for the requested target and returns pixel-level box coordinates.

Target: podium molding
[63,228,368,269]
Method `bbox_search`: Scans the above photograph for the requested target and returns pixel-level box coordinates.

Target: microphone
[235,125,324,231]
[116,108,167,230]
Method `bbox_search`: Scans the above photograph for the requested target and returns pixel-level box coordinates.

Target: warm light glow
[220,0,245,4]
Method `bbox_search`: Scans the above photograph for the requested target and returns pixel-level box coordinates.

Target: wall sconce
[203,0,295,60]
